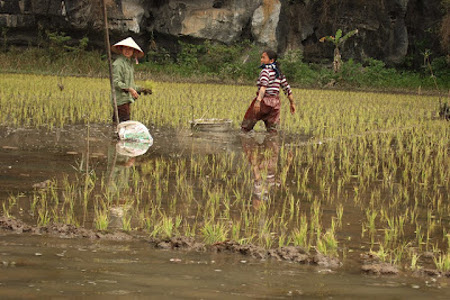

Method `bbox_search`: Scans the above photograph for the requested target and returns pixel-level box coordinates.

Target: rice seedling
[370,245,390,263]
[316,228,339,257]
[410,252,421,270]
[201,221,229,244]
[433,253,450,272]
[278,233,291,248]
[0,72,448,272]
[122,215,132,232]
[336,203,344,227]
[183,221,197,238]
[291,214,309,249]
[1,202,10,218]
[37,205,51,227]
[231,221,242,242]
[94,199,109,231]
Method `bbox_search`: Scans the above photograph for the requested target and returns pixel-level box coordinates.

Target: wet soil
[0,216,339,268]
[4,214,448,278]
[0,216,132,240]
[2,234,449,299]
[361,263,400,275]
[1,124,450,297]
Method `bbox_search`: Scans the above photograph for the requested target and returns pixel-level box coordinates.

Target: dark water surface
[1,235,448,299]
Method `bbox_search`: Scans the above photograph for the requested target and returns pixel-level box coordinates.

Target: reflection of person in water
[106,143,136,228]
[241,134,292,209]
[106,140,150,195]
[107,143,135,192]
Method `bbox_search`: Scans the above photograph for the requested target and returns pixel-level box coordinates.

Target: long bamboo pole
[101,0,119,128]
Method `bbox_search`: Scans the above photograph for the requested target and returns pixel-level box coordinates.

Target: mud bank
[1,216,340,268]
[0,216,133,240]
[3,216,450,279]
[153,237,340,268]
[360,255,450,278]
[361,262,450,278]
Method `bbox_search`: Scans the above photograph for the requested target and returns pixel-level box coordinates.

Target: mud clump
[151,236,206,252]
[413,269,450,278]
[0,216,34,234]
[269,246,310,263]
[148,239,335,266]
[197,241,338,267]
[361,263,399,275]
[32,179,53,189]
[214,241,270,260]
[0,216,133,241]
[1,217,341,267]
[313,253,341,268]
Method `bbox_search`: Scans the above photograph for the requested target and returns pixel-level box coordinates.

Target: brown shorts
[112,103,131,124]
[241,96,280,132]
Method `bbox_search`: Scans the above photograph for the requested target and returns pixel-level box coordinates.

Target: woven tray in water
[189,118,233,132]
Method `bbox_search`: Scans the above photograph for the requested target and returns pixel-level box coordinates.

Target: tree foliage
[319,29,358,73]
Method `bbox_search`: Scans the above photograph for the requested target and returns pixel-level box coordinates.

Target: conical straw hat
[111,37,144,58]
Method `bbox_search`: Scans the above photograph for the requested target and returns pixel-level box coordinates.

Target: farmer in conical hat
[111,37,151,124]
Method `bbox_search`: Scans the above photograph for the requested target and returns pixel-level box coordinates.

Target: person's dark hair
[263,49,282,76]
[264,49,278,62]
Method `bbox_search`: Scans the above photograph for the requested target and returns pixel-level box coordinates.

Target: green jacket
[111,56,141,106]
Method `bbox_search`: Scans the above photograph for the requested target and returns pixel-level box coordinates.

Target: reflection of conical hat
[117,120,153,143]
[116,141,151,157]
[111,37,144,58]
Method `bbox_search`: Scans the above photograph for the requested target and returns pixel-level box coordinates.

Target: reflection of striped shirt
[257,68,292,97]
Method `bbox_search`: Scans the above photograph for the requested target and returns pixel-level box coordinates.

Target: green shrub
[0,37,448,91]
[340,58,364,86]
[430,56,450,78]
[279,50,318,86]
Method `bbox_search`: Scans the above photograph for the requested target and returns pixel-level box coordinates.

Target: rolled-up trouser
[112,103,131,123]
[241,96,280,132]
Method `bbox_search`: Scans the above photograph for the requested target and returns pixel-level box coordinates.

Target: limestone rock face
[281,0,443,64]
[251,0,281,50]
[63,0,144,32]
[0,0,445,65]
[384,0,409,64]
[149,0,261,44]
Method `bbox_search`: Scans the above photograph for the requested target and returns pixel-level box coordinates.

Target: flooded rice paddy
[0,124,449,298]
[1,74,449,297]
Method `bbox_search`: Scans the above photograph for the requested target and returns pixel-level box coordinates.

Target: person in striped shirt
[241,50,296,133]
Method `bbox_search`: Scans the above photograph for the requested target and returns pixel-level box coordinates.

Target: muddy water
[1,235,448,299]
[1,125,450,298]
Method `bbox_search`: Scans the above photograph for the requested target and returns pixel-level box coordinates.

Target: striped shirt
[257,68,292,97]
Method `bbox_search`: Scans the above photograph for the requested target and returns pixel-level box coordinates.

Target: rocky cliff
[0,0,447,65]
